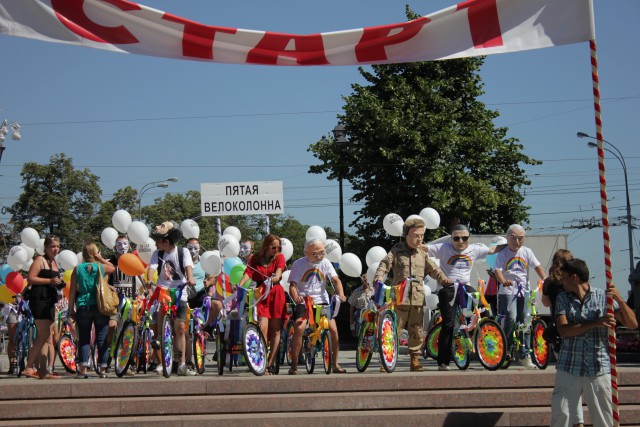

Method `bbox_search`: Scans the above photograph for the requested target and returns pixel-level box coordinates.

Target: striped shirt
[555,287,618,377]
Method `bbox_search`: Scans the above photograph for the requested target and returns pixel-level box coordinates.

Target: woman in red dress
[238,234,286,374]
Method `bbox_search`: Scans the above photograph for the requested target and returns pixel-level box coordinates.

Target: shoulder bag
[96,263,119,316]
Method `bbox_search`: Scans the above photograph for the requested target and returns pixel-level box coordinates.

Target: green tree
[10,153,102,251]
[309,25,538,252]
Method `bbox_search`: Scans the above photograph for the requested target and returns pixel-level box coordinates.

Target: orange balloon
[61,270,73,299]
[5,271,25,294]
[118,253,146,277]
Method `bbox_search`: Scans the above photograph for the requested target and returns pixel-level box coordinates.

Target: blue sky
[0,0,638,296]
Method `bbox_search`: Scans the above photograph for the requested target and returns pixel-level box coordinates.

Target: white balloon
[424,277,437,293]
[20,228,40,249]
[305,225,327,243]
[112,209,132,233]
[76,252,84,265]
[181,219,200,239]
[366,262,379,284]
[7,246,28,271]
[419,207,440,230]
[365,246,387,267]
[223,226,241,241]
[490,235,507,246]
[383,213,404,237]
[19,243,35,260]
[127,221,150,245]
[324,239,342,263]
[101,227,119,249]
[35,238,45,256]
[339,253,362,278]
[424,285,432,296]
[22,259,34,271]
[201,251,222,276]
[218,234,240,258]
[57,249,78,271]
[280,238,294,262]
[280,270,291,293]
[425,294,439,310]
[137,238,157,264]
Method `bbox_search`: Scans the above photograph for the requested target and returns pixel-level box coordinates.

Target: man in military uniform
[374,217,451,371]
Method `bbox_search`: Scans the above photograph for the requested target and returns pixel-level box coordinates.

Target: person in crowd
[426,224,505,371]
[1,301,17,374]
[494,224,547,369]
[288,238,347,375]
[147,221,197,376]
[23,235,64,379]
[67,242,115,378]
[238,234,286,374]
[240,239,255,265]
[375,217,450,372]
[348,274,373,337]
[106,235,135,353]
[551,258,637,427]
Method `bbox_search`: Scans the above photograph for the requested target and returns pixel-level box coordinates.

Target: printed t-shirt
[289,257,337,305]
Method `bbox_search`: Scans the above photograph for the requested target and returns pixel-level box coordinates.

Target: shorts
[293,303,307,321]
[188,289,207,309]
[5,311,17,324]
[256,283,287,320]
[151,300,188,322]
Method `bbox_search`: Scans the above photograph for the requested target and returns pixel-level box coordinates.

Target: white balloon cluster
[6,227,43,271]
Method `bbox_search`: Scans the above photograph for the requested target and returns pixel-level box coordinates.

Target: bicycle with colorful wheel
[356,280,398,373]
[189,294,212,374]
[55,309,78,374]
[497,281,549,369]
[216,280,271,376]
[298,294,341,375]
[424,282,507,370]
[107,290,139,377]
[131,292,154,374]
[13,294,36,377]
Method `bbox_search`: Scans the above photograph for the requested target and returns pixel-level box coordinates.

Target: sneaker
[177,363,197,376]
[518,357,536,370]
[154,364,163,375]
[151,340,161,350]
[438,364,451,371]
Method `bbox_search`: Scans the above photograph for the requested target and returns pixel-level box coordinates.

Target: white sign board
[201,181,284,216]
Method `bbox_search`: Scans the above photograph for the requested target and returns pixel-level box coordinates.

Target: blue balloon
[485,253,497,269]
[0,264,12,283]
[223,256,243,274]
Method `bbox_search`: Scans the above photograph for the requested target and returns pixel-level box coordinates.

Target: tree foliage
[309,28,538,252]
[10,153,101,251]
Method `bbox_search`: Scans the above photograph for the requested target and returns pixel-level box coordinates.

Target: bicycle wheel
[160,314,174,378]
[137,328,152,374]
[474,319,506,371]
[115,321,137,377]
[424,323,441,360]
[321,330,333,375]
[242,323,267,376]
[15,325,27,377]
[303,336,315,374]
[356,321,375,372]
[378,311,398,373]
[193,331,206,374]
[57,332,77,373]
[216,327,225,376]
[530,318,550,369]
[285,320,295,366]
[452,334,470,370]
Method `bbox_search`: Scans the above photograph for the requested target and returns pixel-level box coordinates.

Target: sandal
[288,367,298,375]
[74,373,89,379]
[22,368,40,379]
[43,373,62,379]
[332,366,347,374]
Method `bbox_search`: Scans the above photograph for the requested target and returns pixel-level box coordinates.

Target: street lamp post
[138,177,178,220]
[0,119,22,164]
[332,123,348,250]
[578,132,634,274]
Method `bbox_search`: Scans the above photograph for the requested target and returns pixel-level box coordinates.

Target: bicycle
[13,294,36,377]
[189,295,212,374]
[300,294,341,375]
[424,282,507,370]
[55,309,77,373]
[216,280,271,376]
[109,291,138,377]
[355,281,398,373]
[497,281,549,369]
[132,293,154,374]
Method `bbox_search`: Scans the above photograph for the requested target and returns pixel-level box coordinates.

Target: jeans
[77,305,110,368]
[437,285,456,366]
[497,293,530,359]
[551,370,604,427]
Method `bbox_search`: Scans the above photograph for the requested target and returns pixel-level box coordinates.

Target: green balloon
[230,264,247,285]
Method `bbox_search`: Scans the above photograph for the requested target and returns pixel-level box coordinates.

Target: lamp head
[587,142,598,148]
[158,183,169,188]
[167,177,178,182]
[576,132,590,138]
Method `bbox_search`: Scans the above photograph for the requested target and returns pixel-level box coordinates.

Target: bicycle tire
[193,331,206,374]
[216,327,224,376]
[242,323,267,376]
[530,318,550,369]
[160,314,174,378]
[424,323,441,360]
[356,321,375,372]
[322,330,333,375]
[474,318,506,371]
[378,311,398,373]
[57,332,78,373]
[452,334,470,370]
[303,336,315,374]
[285,320,295,366]
[137,328,152,374]
[115,321,137,377]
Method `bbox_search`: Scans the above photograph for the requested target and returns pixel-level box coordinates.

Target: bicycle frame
[14,294,36,377]
[301,294,340,375]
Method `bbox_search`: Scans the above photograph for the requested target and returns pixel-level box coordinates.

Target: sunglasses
[452,236,469,242]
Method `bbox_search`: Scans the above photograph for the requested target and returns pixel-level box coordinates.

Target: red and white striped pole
[589,38,619,426]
